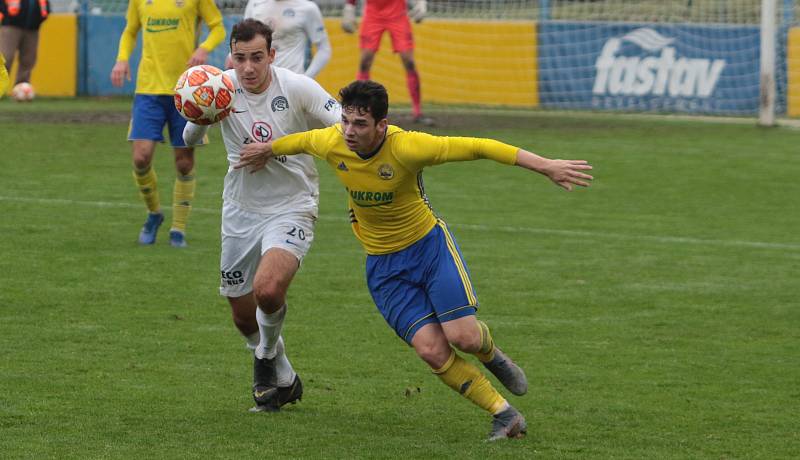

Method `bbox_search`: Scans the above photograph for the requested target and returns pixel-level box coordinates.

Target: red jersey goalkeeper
[342,0,432,125]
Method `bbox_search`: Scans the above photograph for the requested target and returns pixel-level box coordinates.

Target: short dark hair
[338,80,389,122]
[230,18,273,51]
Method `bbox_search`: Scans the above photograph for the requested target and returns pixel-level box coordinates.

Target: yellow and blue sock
[474,320,496,363]
[171,168,195,233]
[133,165,160,213]
[433,349,507,414]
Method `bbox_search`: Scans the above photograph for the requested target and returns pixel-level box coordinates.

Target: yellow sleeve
[198,0,226,52]
[396,131,519,170]
[116,0,141,61]
[272,127,336,160]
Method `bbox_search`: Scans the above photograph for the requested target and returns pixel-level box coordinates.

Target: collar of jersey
[355,128,388,161]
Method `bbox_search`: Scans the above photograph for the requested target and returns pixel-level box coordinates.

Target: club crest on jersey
[283,8,296,17]
[377,164,394,180]
[271,96,289,112]
[175,0,184,7]
[251,122,273,142]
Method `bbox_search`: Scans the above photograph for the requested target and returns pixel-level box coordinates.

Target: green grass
[1,97,799,459]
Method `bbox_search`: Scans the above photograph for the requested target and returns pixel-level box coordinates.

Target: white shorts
[219,202,316,297]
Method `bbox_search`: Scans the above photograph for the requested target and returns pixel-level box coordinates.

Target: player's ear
[376,118,388,131]
[268,47,276,64]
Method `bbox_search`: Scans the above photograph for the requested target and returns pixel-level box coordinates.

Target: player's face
[231,35,275,94]
[341,106,388,155]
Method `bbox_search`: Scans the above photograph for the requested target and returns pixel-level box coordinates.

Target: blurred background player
[235,80,593,440]
[0,0,51,90]
[341,0,433,125]
[110,0,225,247]
[0,53,9,96]
[225,0,331,79]
[184,19,341,412]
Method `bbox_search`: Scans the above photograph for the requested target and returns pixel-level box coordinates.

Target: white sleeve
[304,34,331,78]
[303,4,331,78]
[243,0,254,18]
[292,74,341,126]
[183,122,209,147]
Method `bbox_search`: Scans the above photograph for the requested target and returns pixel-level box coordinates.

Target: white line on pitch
[2,195,798,251]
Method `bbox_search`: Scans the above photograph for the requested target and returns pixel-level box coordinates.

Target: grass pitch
[1,98,798,459]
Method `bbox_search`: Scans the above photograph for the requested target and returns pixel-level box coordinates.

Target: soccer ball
[174,65,235,125]
[11,82,35,102]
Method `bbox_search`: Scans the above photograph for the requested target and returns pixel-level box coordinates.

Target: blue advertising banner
[538,23,762,115]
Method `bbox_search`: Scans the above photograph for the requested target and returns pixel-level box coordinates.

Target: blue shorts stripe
[437,220,477,305]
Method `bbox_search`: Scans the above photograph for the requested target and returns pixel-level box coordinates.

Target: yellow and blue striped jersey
[273,125,519,255]
[117,0,225,95]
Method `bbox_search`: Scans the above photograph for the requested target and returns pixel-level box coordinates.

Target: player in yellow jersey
[110,0,225,247]
[234,80,594,440]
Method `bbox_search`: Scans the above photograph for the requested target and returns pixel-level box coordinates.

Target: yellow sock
[133,165,160,213]
[171,169,195,233]
[474,320,496,363]
[433,349,507,414]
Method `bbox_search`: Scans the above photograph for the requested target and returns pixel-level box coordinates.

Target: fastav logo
[251,122,273,142]
[593,28,726,98]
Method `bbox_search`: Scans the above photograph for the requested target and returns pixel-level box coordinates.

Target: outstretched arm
[515,150,593,191]
[183,122,209,147]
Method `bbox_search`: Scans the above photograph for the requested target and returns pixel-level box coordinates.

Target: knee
[447,328,481,354]
[253,279,285,312]
[132,150,152,170]
[414,341,452,369]
[175,154,194,176]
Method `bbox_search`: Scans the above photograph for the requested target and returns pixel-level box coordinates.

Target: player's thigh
[366,252,437,344]
[425,221,479,322]
[252,211,316,295]
[387,16,414,53]
[129,94,169,143]
[359,17,386,51]
[219,203,266,298]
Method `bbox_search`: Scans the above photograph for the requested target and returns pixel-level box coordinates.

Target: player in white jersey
[225,0,331,78]
[184,19,341,412]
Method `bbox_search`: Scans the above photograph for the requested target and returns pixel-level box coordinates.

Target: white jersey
[243,0,327,74]
[220,66,341,215]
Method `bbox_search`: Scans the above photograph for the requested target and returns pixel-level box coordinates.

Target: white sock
[274,336,296,387]
[245,331,260,352]
[255,304,286,360]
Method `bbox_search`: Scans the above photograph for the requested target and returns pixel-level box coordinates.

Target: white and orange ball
[174,65,234,125]
[11,82,35,102]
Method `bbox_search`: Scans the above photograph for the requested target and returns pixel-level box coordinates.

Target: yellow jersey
[273,125,519,255]
[0,54,8,97]
[116,0,225,95]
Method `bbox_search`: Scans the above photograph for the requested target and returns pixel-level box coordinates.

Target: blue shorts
[128,94,196,147]
[366,220,478,344]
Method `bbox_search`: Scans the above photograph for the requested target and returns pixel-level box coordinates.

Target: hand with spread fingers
[514,151,593,191]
